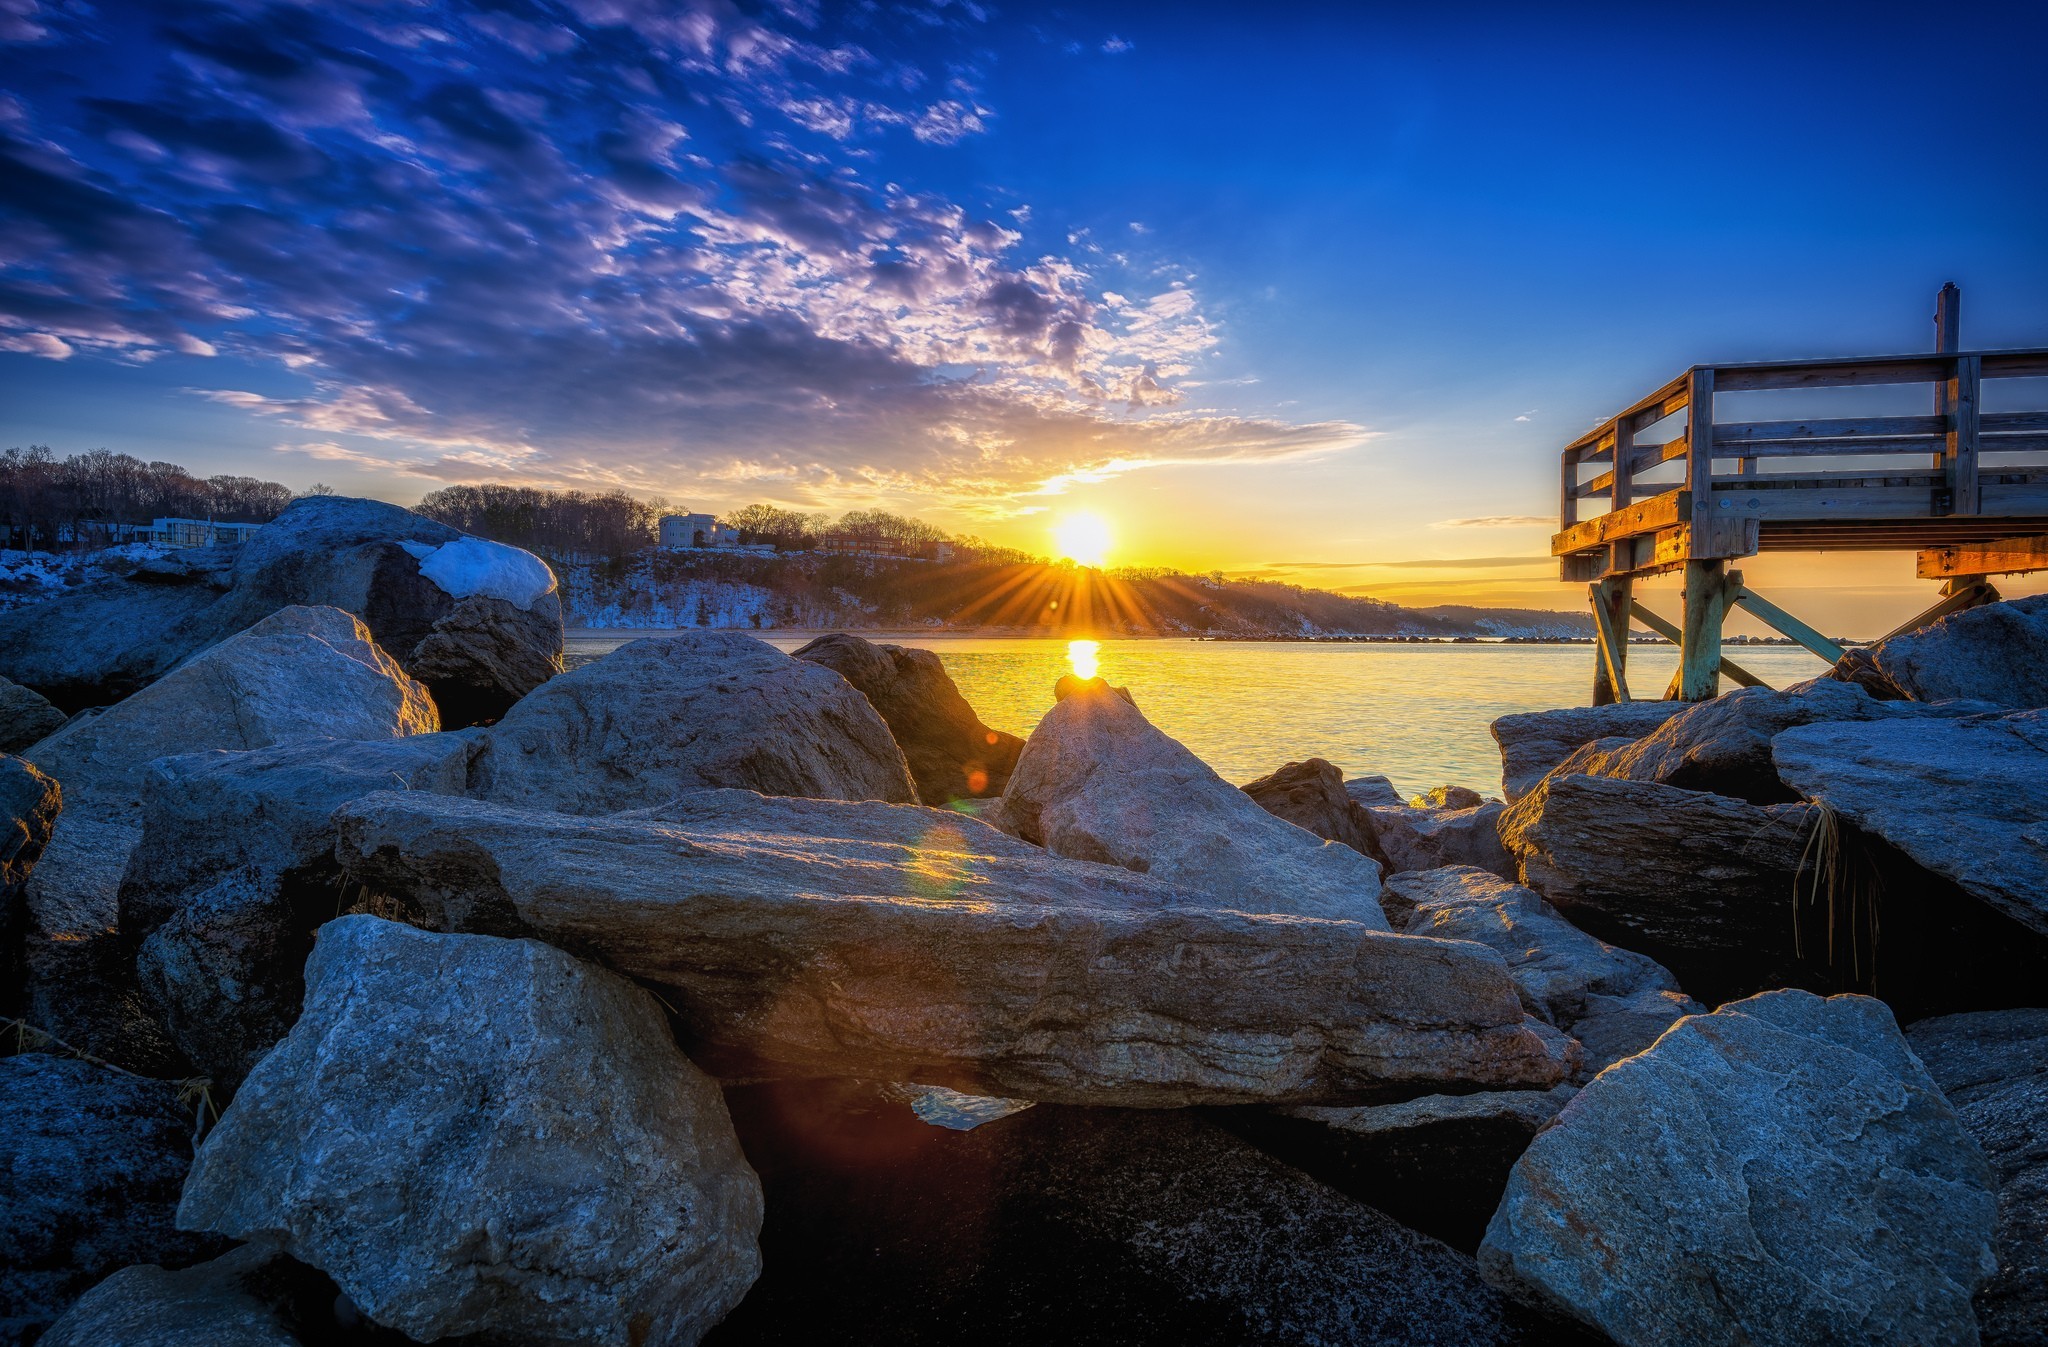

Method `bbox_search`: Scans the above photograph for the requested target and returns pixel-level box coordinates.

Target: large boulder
[0,676,64,754]
[1,754,59,1016]
[334,788,1572,1106]
[1480,990,1998,1347]
[1835,593,2048,707]
[1364,800,1516,879]
[1383,866,1700,1077]
[1489,701,1688,803]
[793,633,1022,806]
[405,590,564,726]
[38,1245,318,1347]
[1240,757,1388,865]
[994,683,1387,924]
[1498,771,1817,1001]
[714,1090,1572,1346]
[1774,711,2048,940]
[179,916,764,1347]
[1906,1009,2048,1345]
[0,1054,229,1344]
[0,496,563,722]
[468,632,916,812]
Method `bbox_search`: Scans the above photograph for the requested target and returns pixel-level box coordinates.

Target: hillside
[558,550,1594,638]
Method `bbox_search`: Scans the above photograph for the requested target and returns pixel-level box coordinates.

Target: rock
[1240,757,1387,865]
[995,682,1388,924]
[1382,866,1701,1077]
[23,605,438,815]
[793,633,1023,806]
[1490,702,1688,803]
[1232,1087,1577,1254]
[0,1054,229,1344]
[1571,681,1998,804]
[0,676,65,754]
[334,788,1572,1106]
[1480,990,1998,1347]
[179,916,764,1347]
[0,497,561,722]
[1907,1009,2048,1345]
[1364,800,1516,880]
[713,1089,1574,1346]
[1774,711,2048,940]
[1835,593,2048,707]
[2,755,59,1016]
[1343,773,1404,807]
[468,632,916,812]
[1498,771,1817,1002]
[1415,784,1485,809]
[38,1245,320,1347]
[406,591,564,725]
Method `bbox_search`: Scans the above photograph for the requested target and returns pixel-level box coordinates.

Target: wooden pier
[1553,285,2048,702]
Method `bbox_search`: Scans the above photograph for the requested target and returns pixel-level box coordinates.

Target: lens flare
[1051,511,1112,567]
[1068,638,1100,681]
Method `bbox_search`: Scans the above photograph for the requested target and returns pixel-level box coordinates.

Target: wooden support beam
[1590,577,1633,704]
[1626,598,1769,691]
[1678,558,1726,700]
[1729,583,1846,663]
[1683,369,1715,556]
[1917,533,2048,579]
[1944,353,1982,515]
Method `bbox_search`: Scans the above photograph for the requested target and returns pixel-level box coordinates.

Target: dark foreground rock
[0,1054,228,1345]
[2,754,59,1016]
[38,1245,337,1347]
[0,676,64,755]
[996,683,1388,923]
[794,632,1023,806]
[1481,990,1997,1347]
[179,916,763,1347]
[1241,757,1387,865]
[1490,701,1687,803]
[335,789,1570,1105]
[711,1086,1589,1346]
[1907,1009,2048,1346]
[0,496,562,722]
[1835,592,2048,707]
[467,631,916,812]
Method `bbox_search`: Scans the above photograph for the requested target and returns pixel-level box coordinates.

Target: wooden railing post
[1932,282,1959,471]
[1945,353,1982,515]
[1560,447,1580,530]
[1684,367,1715,549]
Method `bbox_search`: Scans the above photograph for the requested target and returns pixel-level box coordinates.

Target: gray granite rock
[1364,800,1516,880]
[334,788,1571,1106]
[0,1054,228,1345]
[38,1246,308,1347]
[1343,773,1404,807]
[179,916,763,1347]
[793,632,1022,806]
[1835,593,2048,707]
[1241,757,1387,865]
[1774,710,2048,939]
[0,676,64,755]
[468,631,916,812]
[406,590,564,725]
[1907,1008,2048,1345]
[996,681,1387,923]
[1489,701,1688,803]
[1481,990,1998,1347]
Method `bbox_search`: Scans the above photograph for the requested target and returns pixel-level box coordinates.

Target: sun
[1051,511,1113,568]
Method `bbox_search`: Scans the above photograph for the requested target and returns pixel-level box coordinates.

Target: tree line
[1,446,298,551]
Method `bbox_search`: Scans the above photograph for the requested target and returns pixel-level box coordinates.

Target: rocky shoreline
[2,495,2045,1346]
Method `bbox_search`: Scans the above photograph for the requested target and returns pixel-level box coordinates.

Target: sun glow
[1051,511,1113,568]
[1067,639,1101,681]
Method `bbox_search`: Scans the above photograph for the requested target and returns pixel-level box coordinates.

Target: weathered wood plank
[1708,346,2048,391]
[1946,353,1982,515]
[1714,415,1947,443]
[1916,533,2048,579]
[1560,445,1580,529]
[1710,437,1945,459]
[1551,488,1688,555]
[1683,369,1715,556]
[1590,577,1633,704]
[1730,586,1846,662]
[1562,373,1694,455]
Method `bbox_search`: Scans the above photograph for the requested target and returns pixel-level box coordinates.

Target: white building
[658,512,719,549]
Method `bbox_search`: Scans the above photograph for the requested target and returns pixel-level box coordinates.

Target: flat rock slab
[1481,990,1998,1347]
[1907,1008,2048,1345]
[996,684,1388,924]
[335,789,1569,1107]
[1489,702,1687,803]
[468,631,916,812]
[1774,711,2048,938]
[179,916,763,1347]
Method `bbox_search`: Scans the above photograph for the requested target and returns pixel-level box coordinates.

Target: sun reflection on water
[1067,638,1100,681]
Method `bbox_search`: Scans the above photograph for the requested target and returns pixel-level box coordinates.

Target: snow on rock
[406,536,555,609]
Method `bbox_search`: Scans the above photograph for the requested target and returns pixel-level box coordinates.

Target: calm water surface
[563,634,1831,798]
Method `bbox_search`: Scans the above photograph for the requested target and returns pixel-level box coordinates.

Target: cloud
[1268,556,1550,570]
[3,0,1350,511]
[1433,515,1554,528]
[1101,36,1134,54]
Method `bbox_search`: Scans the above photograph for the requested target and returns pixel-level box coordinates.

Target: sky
[4,0,2047,633]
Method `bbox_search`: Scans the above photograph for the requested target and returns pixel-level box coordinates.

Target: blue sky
[4,0,2046,623]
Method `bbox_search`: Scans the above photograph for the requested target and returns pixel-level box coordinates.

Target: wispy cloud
[1269,556,1549,570]
[1433,515,1554,529]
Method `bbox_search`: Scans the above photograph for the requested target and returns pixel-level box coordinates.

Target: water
[562,633,1832,798]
